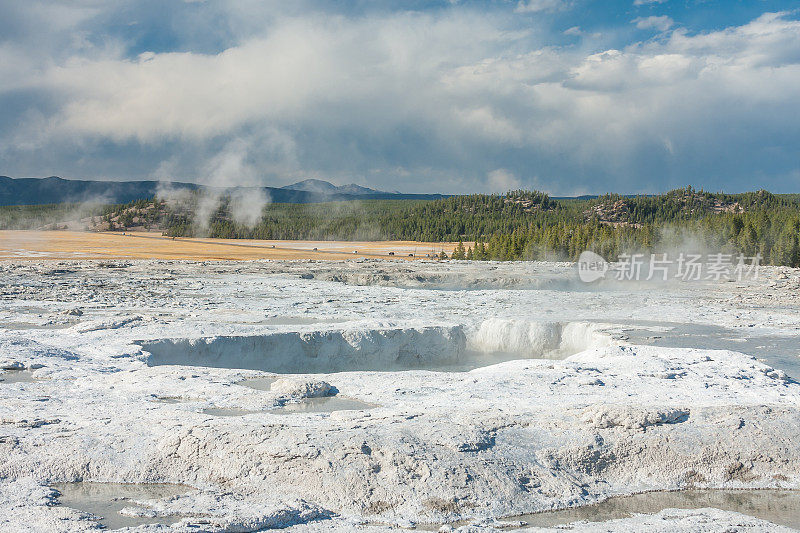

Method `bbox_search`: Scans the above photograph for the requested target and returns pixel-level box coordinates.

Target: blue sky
[0,1,798,194]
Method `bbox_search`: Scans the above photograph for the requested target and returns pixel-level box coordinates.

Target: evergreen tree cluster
[4,187,799,267]
[153,187,799,266]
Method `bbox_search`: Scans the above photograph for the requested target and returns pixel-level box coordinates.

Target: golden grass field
[0,231,465,261]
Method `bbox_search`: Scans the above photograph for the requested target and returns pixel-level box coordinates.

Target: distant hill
[281,179,383,196]
[0,176,194,207]
[0,176,444,206]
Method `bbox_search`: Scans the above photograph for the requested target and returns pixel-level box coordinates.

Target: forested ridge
[3,187,799,266]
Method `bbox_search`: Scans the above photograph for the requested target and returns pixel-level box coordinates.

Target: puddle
[410,489,800,531]
[201,397,376,417]
[236,377,278,390]
[0,370,40,383]
[270,396,376,414]
[52,482,189,531]
[608,320,800,380]
[7,305,50,314]
[512,489,800,530]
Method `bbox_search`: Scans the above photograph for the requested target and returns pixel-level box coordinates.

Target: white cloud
[633,15,674,32]
[633,0,667,5]
[31,12,515,144]
[515,0,570,14]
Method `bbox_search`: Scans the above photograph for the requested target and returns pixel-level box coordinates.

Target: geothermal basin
[1,259,799,531]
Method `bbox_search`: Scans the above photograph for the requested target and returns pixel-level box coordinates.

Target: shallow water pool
[611,320,800,379]
[514,489,800,529]
[0,370,40,383]
[52,482,189,530]
[202,396,376,416]
[413,489,800,530]
[271,396,376,414]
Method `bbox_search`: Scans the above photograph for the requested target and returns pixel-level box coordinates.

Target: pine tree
[452,240,466,260]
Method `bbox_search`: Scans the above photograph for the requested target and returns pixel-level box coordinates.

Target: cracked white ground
[1,259,799,532]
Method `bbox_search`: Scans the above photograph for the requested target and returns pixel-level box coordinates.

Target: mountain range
[0,176,443,207]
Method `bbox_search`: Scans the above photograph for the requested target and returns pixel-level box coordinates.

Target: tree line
[156,188,800,266]
[3,187,799,266]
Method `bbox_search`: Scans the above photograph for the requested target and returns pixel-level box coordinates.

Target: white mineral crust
[0,260,798,531]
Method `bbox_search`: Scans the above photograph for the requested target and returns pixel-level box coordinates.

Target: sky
[0,1,798,195]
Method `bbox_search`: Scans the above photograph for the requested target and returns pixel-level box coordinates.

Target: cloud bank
[0,1,798,194]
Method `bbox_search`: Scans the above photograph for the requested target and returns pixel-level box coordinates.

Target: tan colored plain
[0,231,467,261]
